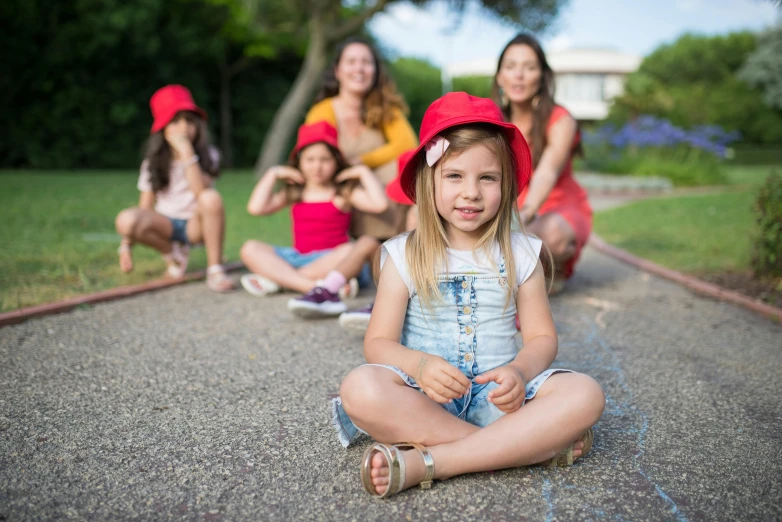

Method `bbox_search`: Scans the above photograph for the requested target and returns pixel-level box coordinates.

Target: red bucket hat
[399,92,532,203]
[289,121,341,162]
[385,150,416,205]
[149,85,207,134]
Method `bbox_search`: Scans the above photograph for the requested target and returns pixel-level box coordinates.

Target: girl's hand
[474,365,526,413]
[519,206,538,227]
[414,354,471,404]
[164,128,195,160]
[272,166,305,185]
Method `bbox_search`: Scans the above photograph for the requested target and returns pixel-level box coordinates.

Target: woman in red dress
[493,34,592,291]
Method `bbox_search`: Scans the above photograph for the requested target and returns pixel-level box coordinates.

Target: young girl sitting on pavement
[240,121,388,312]
[288,150,418,322]
[115,84,234,292]
[332,93,605,498]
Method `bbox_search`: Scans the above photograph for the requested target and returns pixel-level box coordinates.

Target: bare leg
[240,240,319,293]
[526,213,577,269]
[342,369,605,495]
[340,366,479,447]
[296,242,355,280]
[186,189,226,267]
[329,236,380,280]
[115,208,175,272]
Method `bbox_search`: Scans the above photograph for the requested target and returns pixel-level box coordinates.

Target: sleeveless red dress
[517,105,593,278]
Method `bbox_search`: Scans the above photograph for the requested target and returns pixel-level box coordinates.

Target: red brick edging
[0,261,245,328]
[589,235,782,322]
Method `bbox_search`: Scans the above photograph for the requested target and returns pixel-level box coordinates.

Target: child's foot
[338,277,359,300]
[240,274,280,296]
[206,265,235,293]
[338,302,373,331]
[287,287,347,318]
[543,428,594,466]
[118,242,133,273]
[163,243,190,278]
[362,443,435,498]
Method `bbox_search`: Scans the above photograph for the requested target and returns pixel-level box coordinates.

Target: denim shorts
[274,245,372,288]
[274,246,333,269]
[168,217,190,245]
[332,364,571,448]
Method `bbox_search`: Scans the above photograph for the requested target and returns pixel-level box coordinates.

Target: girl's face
[496,44,542,105]
[434,144,503,249]
[164,112,198,142]
[298,143,338,186]
[335,43,376,96]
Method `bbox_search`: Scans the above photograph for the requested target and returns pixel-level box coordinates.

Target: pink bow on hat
[425,135,450,167]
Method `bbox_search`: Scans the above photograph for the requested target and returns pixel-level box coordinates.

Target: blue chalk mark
[574,314,688,522]
[542,478,554,522]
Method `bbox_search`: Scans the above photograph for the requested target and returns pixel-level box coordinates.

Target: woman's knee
[115,208,139,236]
[197,188,223,212]
[340,366,390,417]
[536,218,573,259]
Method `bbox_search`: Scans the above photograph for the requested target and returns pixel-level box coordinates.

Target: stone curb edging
[0,261,245,328]
[589,235,782,322]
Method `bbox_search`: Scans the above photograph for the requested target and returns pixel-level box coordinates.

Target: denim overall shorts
[331,257,570,448]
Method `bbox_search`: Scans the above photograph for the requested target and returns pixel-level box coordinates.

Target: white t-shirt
[381,232,543,297]
[137,147,220,220]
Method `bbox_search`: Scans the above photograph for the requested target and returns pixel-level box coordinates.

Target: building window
[556,74,606,102]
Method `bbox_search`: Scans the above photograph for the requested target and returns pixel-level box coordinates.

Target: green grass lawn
[593,165,778,276]
[0,170,289,312]
[1,164,779,313]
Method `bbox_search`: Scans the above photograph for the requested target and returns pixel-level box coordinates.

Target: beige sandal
[360,442,435,499]
[545,428,594,467]
[206,265,235,293]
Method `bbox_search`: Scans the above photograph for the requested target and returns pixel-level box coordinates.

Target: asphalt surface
[1,246,781,521]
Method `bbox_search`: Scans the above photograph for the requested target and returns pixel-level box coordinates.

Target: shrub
[582,116,739,186]
[752,171,782,277]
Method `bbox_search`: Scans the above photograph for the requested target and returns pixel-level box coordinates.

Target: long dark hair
[284,142,355,204]
[313,37,409,129]
[491,34,582,166]
[143,111,219,192]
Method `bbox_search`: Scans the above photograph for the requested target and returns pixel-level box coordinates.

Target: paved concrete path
[1,246,781,521]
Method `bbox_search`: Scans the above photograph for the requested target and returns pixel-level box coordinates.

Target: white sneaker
[338,302,373,332]
[240,274,281,296]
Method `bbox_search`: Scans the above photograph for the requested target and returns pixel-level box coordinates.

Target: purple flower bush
[581,116,741,186]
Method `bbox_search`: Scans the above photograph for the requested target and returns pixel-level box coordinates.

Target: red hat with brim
[150,85,207,134]
[385,150,416,205]
[399,92,532,203]
[289,121,341,162]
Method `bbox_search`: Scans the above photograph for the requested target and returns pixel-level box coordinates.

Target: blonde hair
[405,124,521,310]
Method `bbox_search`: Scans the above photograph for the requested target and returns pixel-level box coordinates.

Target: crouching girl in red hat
[239,121,388,313]
[115,84,234,292]
[332,92,605,498]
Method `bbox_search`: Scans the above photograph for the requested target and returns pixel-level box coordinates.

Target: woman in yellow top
[305,37,418,241]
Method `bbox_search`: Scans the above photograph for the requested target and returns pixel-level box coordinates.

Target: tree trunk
[254,30,329,175]
[218,60,234,169]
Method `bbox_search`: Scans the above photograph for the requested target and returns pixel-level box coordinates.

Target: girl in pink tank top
[240,121,389,298]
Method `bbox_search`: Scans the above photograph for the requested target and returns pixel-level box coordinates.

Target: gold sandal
[360,442,435,499]
[545,428,594,467]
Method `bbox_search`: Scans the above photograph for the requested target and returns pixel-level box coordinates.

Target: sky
[369,0,780,67]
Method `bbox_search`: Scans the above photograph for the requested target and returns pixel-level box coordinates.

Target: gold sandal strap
[386,445,406,497]
[397,443,435,489]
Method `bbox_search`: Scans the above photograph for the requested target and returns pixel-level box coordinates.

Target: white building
[443,48,642,121]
